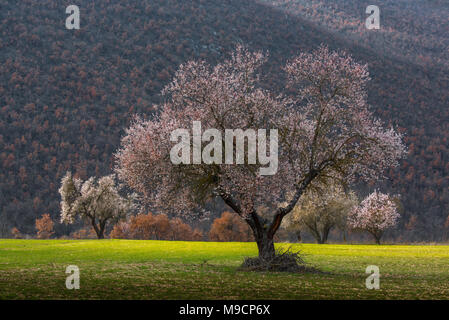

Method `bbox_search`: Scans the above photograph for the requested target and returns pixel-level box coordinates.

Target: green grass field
[0,239,448,299]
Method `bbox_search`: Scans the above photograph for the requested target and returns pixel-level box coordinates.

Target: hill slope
[0,0,448,240]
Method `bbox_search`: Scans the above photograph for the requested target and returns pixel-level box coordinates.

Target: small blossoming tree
[115,45,405,260]
[282,182,358,244]
[348,190,400,244]
[59,172,137,239]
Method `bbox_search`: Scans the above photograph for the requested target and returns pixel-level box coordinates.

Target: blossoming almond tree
[115,45,405,260]
[59,172,137,239]
[348,190,400,244]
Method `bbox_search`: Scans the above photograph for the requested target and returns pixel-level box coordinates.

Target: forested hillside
[0,0,448,240]
[263,0,449,70]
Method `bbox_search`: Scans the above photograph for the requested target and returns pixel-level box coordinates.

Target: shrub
[70,227,97,239]
[169,217,189,240]
[129,213,171,240]
[110,213,203,241]
[209,211,253,242]
[191,228,203,241]
[11,227,22,239]
[35,213,55,239]
[110,221,130,239]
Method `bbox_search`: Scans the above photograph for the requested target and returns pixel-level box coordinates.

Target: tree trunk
[313,228,330,244]
[91,218,105,239]
[295,230,302,243]
[98,220,107,239]
[371,231,382,245]
[311,229,322,244]
[253,229,276,260]
[371,232,382,244]
[322,226,331,244]
[374,236,381,245]
[241,212,277,261]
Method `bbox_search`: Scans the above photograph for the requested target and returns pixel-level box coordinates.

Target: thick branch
[268,170,319,237]
[219,191,264,237]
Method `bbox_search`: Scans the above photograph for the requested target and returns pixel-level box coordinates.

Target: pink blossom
[115,45,406,257]
[348,190,400,244]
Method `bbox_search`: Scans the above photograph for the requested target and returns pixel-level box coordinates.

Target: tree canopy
[116,45,405,259]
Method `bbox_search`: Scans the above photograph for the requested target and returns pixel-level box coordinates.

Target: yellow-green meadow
[1,240,448,299]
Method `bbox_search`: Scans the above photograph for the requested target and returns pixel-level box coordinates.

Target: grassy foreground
[0,239,448,299]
